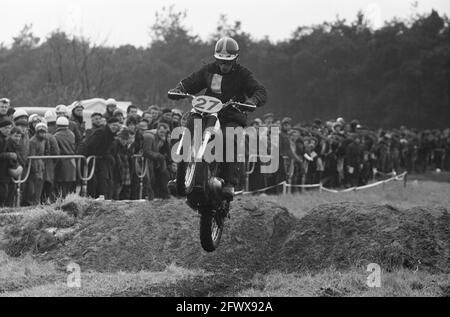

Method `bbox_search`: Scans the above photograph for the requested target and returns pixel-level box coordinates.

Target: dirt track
[1,195,449,296]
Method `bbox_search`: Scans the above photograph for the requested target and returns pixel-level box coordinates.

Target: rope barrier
[235,181,286,196]
[285,183,322,188]
[241,172,408,195]
[318,172,407,194]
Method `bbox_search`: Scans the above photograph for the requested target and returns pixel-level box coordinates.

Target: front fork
[177,111,220,161]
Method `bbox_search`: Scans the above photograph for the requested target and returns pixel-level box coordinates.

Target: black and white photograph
[0,0,449,300]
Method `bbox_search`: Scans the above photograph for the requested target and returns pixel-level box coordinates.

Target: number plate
[192,95,223,113]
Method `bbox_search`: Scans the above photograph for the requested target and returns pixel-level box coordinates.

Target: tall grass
[238,268,450,297]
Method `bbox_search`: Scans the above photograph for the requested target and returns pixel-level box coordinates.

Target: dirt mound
[275,203,450,273]
[39,197,295,277]
[5,198,449,277]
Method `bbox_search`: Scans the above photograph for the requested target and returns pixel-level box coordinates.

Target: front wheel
[199,210,224,252]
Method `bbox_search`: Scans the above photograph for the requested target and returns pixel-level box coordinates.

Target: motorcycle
[167,90,256,252]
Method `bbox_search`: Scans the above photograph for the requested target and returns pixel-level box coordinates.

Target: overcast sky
[1,0,449,47]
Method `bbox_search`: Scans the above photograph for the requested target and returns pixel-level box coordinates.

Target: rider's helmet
[214,37,239,61]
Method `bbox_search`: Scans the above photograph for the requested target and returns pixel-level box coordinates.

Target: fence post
[282,181,287,195]
[139,173,144,200]
[15,182,21,207]
[134,155,147,200]
[81,158,88,197]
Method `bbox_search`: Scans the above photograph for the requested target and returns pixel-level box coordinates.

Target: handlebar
[228,101,256,113]
[167,90,256,113]
[167,91,195,100]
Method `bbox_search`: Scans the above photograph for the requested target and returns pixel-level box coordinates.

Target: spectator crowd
[0,96,449,207]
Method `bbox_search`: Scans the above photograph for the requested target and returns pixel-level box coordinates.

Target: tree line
[0,7,448,129]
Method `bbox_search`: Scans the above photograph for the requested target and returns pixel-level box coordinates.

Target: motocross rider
[168,36,267,199]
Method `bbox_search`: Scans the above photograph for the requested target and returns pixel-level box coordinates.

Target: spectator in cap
[55,104,81,147]
[111,128,132,200]
[281,117,292,125]
[84,112,103,141]
[251,118,262,128]
[171,109,183,128]
[55,105,69,118]
[333,122,344,135]
[273,119,281,128]
[350,119,359,133]
[263,112,274,126]
[25,123,49,205]
[104,98,117,122]
[54,116,77,198]
[13,109,28,122]
[44,110,57,135]
[78,116,122,199]
[0,98,11,123]
[28,114,44,138]
[113,108,125,125]
[70,101,86,140]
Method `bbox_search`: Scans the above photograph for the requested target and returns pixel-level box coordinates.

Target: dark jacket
[43,133,60,183]
[78,125,115,157]
[70,112,86,139]
[54,127,77,182]
[0,133,16,183]
[175,63,267,126]
[16,133,29,167]
[28,135,46,180]
[142,130,171,165]
[69,120,83,150]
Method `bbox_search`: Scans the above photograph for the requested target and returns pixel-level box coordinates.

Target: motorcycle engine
[208,177,224,200]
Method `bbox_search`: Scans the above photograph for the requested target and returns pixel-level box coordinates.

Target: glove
[168,87,187,100]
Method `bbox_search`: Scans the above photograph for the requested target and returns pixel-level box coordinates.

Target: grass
[0,251,60,293]
[238,268,450,297]
[0,262,207,297]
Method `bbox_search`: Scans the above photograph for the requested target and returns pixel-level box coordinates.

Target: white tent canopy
[68,98,140,128]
